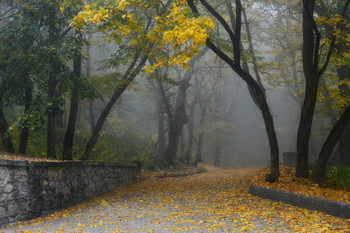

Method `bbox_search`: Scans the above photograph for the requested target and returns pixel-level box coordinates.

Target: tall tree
[187,0,280,178]
[0,107,15,153]
[296,0,350,178]
[62,29,83,160]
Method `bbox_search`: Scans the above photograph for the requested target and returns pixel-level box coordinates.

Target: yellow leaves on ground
[3,164,350,232]
[0,154,61,162]
[100,199,110,207]
[252,165,350,204]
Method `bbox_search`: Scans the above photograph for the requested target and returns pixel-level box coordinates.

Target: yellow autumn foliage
[71,0,214,73]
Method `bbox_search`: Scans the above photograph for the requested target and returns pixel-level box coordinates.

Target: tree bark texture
[179,129,186,162]
[214,89,223,167]
[337,65,350,166]
[314,105,350,184]
[47,73,57,159]
[86,33,96,131]
[296,0,318,178]
[185,101,196,165]
[62,29,82,160]
[19,87,32,154]
[157,81,166,157]
[195,104,206,164]
[47,11,58,160]
[163,77,191,165]
[0,107,15,153]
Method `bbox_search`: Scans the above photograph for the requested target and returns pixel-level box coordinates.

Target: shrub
[323,166,350,191]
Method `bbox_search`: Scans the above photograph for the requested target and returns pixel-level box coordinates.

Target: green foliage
[5,122,157,168]
[324,166,350,191]
[90,129,156,169]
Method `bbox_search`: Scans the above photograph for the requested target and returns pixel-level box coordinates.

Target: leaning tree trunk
[0,107,15,153]
[186,0,280,177]
[339,125,350,166]
[62,29,82,160]
[254,86,280,176]
[83,51,149,160]
[314,104,350,184]
[296,83,319,177]
[19,87,32,154]
[337,65,350,166]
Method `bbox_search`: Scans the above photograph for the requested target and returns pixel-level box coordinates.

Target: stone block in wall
[0,167,10,187]
[0,206,5,216]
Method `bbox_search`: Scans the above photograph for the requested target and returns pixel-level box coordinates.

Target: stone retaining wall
[0,159,137,227]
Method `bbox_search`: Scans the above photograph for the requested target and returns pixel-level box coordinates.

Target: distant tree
[157,49,207,166]
[74,0,214,160]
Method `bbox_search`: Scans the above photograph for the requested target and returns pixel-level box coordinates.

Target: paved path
[1,169,349,232]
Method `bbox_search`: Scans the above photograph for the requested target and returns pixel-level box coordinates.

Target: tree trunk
[214,141,222,167]
[86,33,95,131]
[56,114,64,128]
[62,29,82,160]
[296,84,318,177]
[157,81,166,157]
[0,107,15,153]
[163,78,191,165]
[296,0,318,178]
[186,0,280,177]
[89,100,95,131]
[19,87,32,154]
[47,11,58,160]
[185,101,196,165]
[339,125,350,166]
[337,65,350,166]
[62,92,79,160]
[255,89,280,176]
[83,51,149,160]
[161,49,207,166]
[213,88,222,167]
[47,73,57,159]
[195,104,206,164]
[179,129,186,162]
[313,104,350,184]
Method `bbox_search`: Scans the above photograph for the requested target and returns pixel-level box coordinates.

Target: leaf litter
[1,164,349,232]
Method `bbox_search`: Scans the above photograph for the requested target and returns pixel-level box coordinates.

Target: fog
[1,0,347,170]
